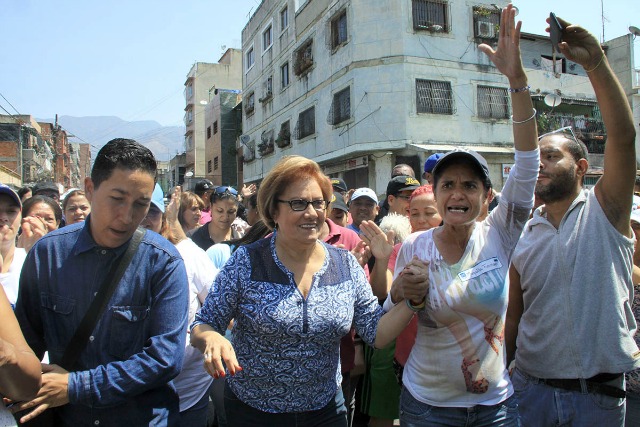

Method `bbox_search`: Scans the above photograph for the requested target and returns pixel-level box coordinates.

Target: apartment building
[204,89,242,186]
[183,48,243,189]
[240,0,604,195]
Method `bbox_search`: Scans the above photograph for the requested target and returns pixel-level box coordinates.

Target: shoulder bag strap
[60,227,146,370]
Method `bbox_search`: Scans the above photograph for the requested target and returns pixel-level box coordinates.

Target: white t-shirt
[0,401,16,427]
[173,239,219,411]
[0,248,26,308]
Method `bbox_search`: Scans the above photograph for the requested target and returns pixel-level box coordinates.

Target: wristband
[508,85,530,93]
[405,298,426,312]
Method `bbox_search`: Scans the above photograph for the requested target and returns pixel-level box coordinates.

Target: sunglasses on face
[538,126,578,143]
[214,186,238,196]
[277,199,328,211]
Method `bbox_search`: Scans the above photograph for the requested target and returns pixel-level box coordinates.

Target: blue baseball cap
[423,153,444,175]
[151,184,165,213]
[0,184,21,208]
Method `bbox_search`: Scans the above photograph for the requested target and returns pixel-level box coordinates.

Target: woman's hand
[478,4,526,83]
[166,186,181,225]
[398,256,430,304]
[191,326,242,379]
[17,217,48,252]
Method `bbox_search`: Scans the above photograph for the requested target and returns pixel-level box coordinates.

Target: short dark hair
[91,138,157,189]
[22,195,63,225]
[564,137,589,163]
[17,186,32,199]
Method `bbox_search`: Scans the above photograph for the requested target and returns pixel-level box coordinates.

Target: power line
[0,92,20,115]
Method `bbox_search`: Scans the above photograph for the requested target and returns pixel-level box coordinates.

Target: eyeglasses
[214,186,238,196]
[277,199,328,211]
[538,126,578,143]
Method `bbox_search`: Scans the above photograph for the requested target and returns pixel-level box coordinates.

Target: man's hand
[552,17,603,70]
[359,220,395,260]
[10,364,70,423]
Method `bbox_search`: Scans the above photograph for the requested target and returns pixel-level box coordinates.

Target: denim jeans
[512,367,625,426]
[625,392,640,427]
[179,383,212,427]
[399,387,519,426]
[224,382,347,426]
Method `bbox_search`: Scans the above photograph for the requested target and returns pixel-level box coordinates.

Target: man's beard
[535,167,578,203]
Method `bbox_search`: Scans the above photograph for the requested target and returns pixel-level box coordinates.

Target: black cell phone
[549,12,563,50]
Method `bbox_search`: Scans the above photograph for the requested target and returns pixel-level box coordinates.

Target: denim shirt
[192,233,383,413]
[15,218,189,426]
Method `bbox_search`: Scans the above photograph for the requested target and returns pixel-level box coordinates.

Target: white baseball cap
[350,188,378,204]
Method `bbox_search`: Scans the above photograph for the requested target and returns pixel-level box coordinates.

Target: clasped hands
[391,256,429,305]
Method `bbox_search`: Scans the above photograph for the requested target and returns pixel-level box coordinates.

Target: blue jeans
[179,383,211,427]
[512,367,625,426]
[224,382,347,426]
[399,387,519,426]
[625,392,640,427]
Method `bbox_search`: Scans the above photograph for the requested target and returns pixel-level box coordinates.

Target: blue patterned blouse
[192,233,383,413]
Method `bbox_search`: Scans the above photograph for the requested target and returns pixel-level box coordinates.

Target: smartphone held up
[549,12,563,78]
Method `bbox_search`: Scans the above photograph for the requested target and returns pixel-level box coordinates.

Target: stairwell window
[416,79,454,115]
[331,10,348,50]
[412,0,450,33]
[477,86,510,119]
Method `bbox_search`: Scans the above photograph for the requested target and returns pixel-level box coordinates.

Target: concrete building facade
[240,0,604,196]
[183,48,243,189]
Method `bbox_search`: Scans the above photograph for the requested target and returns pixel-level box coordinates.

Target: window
[207,126,212,139]
[416,79,454,114]
[276,120,291,147]
[295,107,316,139]
[281,62,290,88]
[185,134,193,150]
[245,92,255,115]
[263,25,273,51]
[246,47,255,71]
[477,86,510,119]
[207,160,212,173]
[184,83,193,101]
[213,121,218,134]
[280,6,288,31]
[214,156,219,170]
[329,87,351,125]
[412,0,449,33]
[473,6,500,40]
[294,39,314,76]
[260,76,273,103]
[331,10,348,49]
[184,109,193,125]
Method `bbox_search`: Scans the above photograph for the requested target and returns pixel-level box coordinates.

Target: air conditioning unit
[476,21,495,38]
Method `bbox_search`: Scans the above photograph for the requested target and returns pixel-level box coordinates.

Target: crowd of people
[0,7,639,427]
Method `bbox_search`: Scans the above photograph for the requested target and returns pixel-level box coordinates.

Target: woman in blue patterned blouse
[191,155,419,426]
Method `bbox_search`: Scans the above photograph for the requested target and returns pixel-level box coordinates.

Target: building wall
[240,0,600,194]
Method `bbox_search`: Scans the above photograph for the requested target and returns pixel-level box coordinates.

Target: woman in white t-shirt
[383,6,539,425]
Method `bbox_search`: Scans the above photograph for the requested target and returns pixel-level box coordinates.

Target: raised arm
[479,4,538,152]
[556,17,636,233]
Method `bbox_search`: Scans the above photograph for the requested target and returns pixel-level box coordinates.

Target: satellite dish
[544,93,562,108]
[185,171,194,178]
[630,26,640,38]
[239,135,251,145]
[199,100,208,105]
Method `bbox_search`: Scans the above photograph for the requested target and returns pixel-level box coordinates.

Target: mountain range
[39,115,185,162]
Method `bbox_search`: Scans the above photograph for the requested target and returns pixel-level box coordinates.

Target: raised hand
[359,220,395,260]
[551,16,603,71]
[478,4,526,82]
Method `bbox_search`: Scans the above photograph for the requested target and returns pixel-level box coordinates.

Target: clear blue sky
[1,0,637,128]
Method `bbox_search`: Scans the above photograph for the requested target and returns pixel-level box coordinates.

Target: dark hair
[246,193,258,209]
[564,137,589,163]
[223,220,270,249]
[22,195,62,226]
[433,157,492,193]
[210,190,238,205]
[18,186,32,199]
[91,138,157,189]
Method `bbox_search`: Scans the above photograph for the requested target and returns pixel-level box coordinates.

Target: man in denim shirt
[14,139,189,426]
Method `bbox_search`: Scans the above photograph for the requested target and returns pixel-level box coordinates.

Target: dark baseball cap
[0,184,21,208]
[329,193,348,212]
[32,181,59,196]
[431,149,490,182]
[386,175,420,196]
[194,179,214,193]
[423,153,444,174]
[330,177,347,193]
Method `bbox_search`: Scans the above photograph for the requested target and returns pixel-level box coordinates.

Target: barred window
[412,0,449,33]
[214,156,219,170]
[331,10,348,49]
[207,160,212,173]
[328,87,350,125]
[207,126,211,139]
[416,79,454,115]
[296,107,316,139]
[294,39,314,76]
[477,86,510,119]
[213,121,218,134]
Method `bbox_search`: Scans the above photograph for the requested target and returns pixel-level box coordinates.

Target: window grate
[412,0,449,33]
[477,86,510,119]
[416,79,454,115]
[327,87,351,125]
[293,107,316,139]
[331,10,348,49]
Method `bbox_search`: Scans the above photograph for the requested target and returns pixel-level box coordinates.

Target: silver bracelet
[511,108,537,124]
